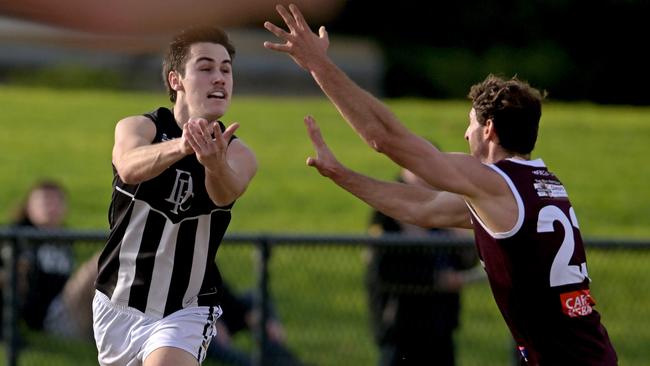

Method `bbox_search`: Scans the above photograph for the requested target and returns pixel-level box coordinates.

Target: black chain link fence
[1,228,648,366]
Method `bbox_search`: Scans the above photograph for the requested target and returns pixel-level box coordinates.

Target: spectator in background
[8,180,72,336]
[2,179,96,341]
[366,168,483,366]
[207,281,305,366]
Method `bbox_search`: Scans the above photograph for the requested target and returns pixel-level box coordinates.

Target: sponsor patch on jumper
[560,289,595,317]
[532,169,552,177]
[534,179,568,198]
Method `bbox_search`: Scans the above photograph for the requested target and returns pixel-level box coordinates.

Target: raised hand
[304,115,343,179]
[183,118,239,168]
[263,4,329,71]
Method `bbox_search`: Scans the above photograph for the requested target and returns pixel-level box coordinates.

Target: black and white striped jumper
[95,107,234,319]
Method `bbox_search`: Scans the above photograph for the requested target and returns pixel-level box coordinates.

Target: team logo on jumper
[166,169,194,214]
[534,179,568,198]
[560,289,595,317]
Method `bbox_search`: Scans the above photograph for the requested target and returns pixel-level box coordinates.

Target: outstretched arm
[264,5,487,198]
[304,116,471,229]
[265,5,520,233]
[264,5,410,158]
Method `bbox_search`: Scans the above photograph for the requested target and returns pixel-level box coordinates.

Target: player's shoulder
[119,114,152,123]
[118,107,171,126]
[116,114,155,129]
[114,115,157,141]
[143,107,173,122]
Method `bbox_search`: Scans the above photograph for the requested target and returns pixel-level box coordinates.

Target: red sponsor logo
[560,289,595,317]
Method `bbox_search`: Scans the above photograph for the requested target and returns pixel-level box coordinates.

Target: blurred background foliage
[325,0,649,104]
[1,1,648,104]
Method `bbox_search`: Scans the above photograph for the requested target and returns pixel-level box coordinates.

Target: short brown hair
[468,75,545,155]
[162,26,236,103]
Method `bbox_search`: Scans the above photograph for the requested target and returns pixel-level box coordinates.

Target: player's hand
[183,118,239,168]
[177,121,195,156]
[263,4,329,72]
[304,116,344,179]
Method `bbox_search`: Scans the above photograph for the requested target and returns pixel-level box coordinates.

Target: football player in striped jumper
[264,4,617,365]
[93,26,257,366]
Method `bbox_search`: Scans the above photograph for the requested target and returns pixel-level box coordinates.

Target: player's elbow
[118,173,142,185]
[209,184,248,207]
[366,129,391,154]
[366,123,407,156]
[116,167,146,185]
[404,213,431,229]
[402,203,441,229]
[395,205,424,228]
[210,191,239,207]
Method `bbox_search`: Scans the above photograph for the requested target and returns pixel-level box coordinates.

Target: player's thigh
[144,347,198,366]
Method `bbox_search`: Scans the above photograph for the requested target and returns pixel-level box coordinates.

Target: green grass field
[2,86,649,236]
[2,85,649,365]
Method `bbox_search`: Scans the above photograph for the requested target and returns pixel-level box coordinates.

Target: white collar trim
[506,158,545,167]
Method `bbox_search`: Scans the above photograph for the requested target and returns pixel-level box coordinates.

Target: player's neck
[172,101,221,128]
[508,154,531,161]
[173,103,190,129]
[486,146,530,164]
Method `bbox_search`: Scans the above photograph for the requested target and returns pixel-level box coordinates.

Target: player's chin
[203,102,230,120]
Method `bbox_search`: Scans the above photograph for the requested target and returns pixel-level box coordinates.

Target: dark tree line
[325,0,649,105]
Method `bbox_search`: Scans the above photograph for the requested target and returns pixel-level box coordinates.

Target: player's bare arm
[112,115,193,184]
[264,7,490,196]
[340,173,472,230]
[184,118,257,206]
[267,4,517,234]
[265,5,454,180]
[305,116,471,229]
[264,4,410,158]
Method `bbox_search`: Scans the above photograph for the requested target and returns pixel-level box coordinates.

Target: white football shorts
[92,290,221,366]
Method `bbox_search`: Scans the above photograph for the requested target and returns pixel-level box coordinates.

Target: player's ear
[484,119,498,141]
[168,71,183,91]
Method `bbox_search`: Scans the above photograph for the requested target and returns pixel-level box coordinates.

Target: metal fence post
[252,236,271,366]
[2,232,20,366]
